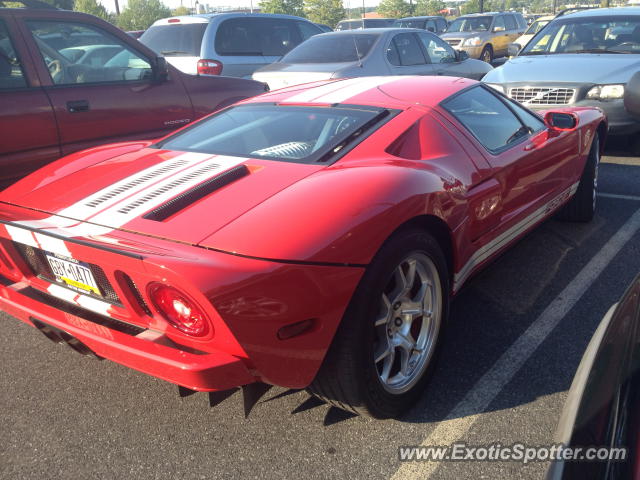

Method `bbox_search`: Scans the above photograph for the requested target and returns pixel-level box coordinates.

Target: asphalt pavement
[1,143,640,480]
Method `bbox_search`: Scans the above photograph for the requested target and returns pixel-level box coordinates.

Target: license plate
[45,252,101,296]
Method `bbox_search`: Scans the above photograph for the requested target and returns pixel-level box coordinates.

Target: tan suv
[441,12,526,63]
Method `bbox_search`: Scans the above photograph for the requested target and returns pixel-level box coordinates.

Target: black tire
[557,134,600,222]
[309,229,450,418]
[480,45,493,63]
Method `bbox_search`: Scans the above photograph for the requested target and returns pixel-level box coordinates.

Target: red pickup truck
[0,3,267,186]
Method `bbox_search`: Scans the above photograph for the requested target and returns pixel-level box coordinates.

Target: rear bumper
[0,275,255,391]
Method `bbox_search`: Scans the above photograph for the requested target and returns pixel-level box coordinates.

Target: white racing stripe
[391,205,640,480]
[282,76,403,104]
[47,283,112,316]
[453,182,579,291]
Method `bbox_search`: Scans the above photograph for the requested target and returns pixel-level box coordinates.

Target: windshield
[140,23,207,56]
[447,16,492,32]
[524,19,550,35]
[394,20,426,29]
[156,104,388,164]
[522,16,640,55]
[281,34,378,63]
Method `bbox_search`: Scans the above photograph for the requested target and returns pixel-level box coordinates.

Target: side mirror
[507,43,521,57]
[544,111,578,131]
[624,71,640,117]
[493,26,506,32]
[153,56,169,83]
[456,50,469,61]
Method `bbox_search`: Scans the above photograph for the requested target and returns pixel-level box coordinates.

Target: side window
[297,21,320,41]
[493,16,506,32]
[506,99,546,133]
[216,18,301,57]
[443,86,529,152]
[425,20,437,33]
[418,33,456,63]
[504,15,517,31]
[0,20,27,89]
[26,21,151,85]
[437,18,448,32]
[389,33,426,66]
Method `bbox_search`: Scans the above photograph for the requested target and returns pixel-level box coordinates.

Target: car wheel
[309,229,449,418]
[557,134,600,222]
[480,45,493,63]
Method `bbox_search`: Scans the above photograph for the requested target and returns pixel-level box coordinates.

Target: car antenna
[352,35,363,67]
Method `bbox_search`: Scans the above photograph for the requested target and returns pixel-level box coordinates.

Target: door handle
[67,100,89,113]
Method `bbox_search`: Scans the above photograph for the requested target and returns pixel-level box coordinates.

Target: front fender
[200,162,457,265]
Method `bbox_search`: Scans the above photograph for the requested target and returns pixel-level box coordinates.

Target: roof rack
[0,0,58,9]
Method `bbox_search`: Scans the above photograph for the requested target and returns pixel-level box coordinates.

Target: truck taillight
[197,59,222,75]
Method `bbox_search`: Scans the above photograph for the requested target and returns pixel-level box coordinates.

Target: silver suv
[140,13,323,78]
[440,12,526,62]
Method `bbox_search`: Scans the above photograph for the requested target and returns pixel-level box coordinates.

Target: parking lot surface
[2,145,640,480]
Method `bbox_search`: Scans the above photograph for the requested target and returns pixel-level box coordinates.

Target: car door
[385,32,435,76]
[441,85,574,226]
[490,15,510,57]
[417,32,473,78]
[504,14,522,43]
[18,17,194,157]
[0,17,59,185]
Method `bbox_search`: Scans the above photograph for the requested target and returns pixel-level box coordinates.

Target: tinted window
[493,16,506,31]
[425,20,437,32]
[504,15,517,31]
[437,18,448,32]
[522,16,640,54]
[336,20,360,31]
[282,34,378,63]
[447,16,492,32]
[140,23,207,56]
[418,33,456,63]
[0,20,27,89]
[389,33,426,66]
[297,21,321,40]
[443,87,529,152]
[26,21,151,85]
[394,20,426,29]
[215,18,303,56]
[157,104,386,164]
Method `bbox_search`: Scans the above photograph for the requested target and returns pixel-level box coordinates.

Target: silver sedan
[252,28,493,91]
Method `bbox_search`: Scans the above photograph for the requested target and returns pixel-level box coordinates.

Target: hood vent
[143,164,250,222]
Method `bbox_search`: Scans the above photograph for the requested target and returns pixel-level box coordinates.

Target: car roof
[251,76,476,110]
[558,6,640,18]
[316,27,423,36]
[396,16,443,20]
[151,12,310,26]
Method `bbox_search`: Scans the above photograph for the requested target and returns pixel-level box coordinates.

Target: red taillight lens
[148,283,210,336]
[197,59,222,75]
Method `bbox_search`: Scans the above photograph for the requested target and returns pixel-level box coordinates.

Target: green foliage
[170,5,189,16]
[116,0,170,30]
[304,0,344,28]
[414,0,446,16]
[73,0,113,22]
[377,0,412,18]
[259,0,305,17]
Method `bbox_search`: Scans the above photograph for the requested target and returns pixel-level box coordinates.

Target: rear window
[336,20,362,31]
[214,18,307,56]
[156,104,389,164]
[394,20,426,29]
[140,23,207,56]
[282,34,379,63]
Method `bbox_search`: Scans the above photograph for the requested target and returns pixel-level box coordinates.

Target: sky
[105,0,382,13]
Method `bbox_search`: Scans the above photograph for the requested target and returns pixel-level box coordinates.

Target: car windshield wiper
[569,49,625,54]
[161,50,191,56]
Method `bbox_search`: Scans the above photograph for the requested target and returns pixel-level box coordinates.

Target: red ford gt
[0,76,606,418]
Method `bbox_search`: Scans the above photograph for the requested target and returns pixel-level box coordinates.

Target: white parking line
[598,192,640,202]
[391,206,640,480]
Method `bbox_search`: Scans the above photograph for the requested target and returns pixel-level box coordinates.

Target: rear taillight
[197,59,223,75]
[147,283,210,336]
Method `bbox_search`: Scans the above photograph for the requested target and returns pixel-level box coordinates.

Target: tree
[171,5,190,16]
[304,0,344,28]
[377,0,411,18]
[259,0,305,17]
[415,0,446,15]
[74,0,114,22]
[117,0,170,30]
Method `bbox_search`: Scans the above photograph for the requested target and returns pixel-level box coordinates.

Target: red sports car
[0,76,606,418]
